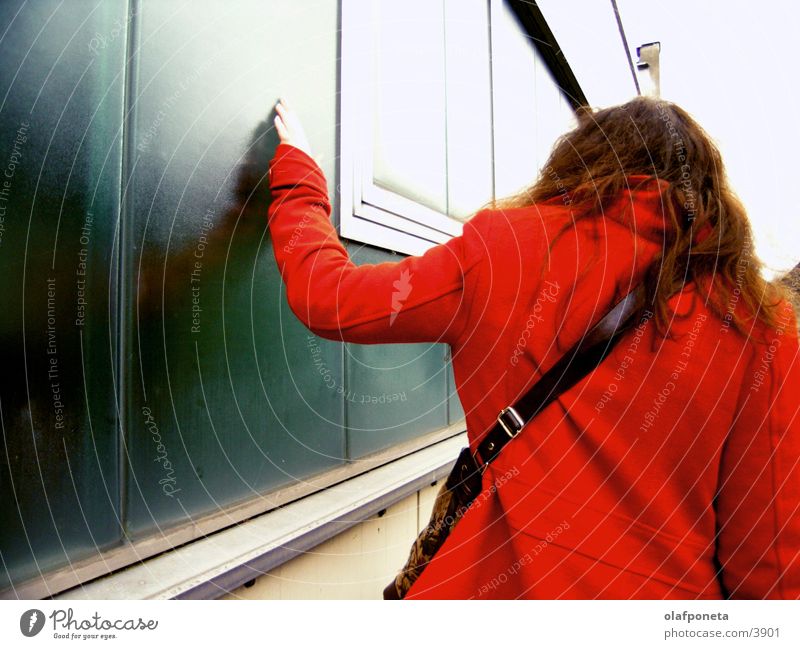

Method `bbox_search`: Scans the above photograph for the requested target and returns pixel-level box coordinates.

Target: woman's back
[429,183,800,598]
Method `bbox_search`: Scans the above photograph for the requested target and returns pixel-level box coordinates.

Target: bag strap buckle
[497,406,524,438]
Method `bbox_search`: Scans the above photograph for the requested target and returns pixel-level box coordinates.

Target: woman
[269,96,800,599]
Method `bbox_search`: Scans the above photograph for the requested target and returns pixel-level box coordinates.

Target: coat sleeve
[267,143,488,345]
[715,303,800,598]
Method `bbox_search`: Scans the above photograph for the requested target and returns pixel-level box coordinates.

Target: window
[340,0,579,255]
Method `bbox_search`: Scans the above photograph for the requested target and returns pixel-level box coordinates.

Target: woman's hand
[274,97,315,160]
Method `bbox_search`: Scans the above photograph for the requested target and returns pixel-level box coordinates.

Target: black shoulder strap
[476,285,646,465]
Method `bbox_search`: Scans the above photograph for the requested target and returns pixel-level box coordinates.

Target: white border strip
[55,433,467,599]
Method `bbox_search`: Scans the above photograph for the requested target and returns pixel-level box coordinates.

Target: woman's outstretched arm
[268,100,489,345]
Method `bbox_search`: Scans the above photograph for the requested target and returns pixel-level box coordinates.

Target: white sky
[538,0,800,277]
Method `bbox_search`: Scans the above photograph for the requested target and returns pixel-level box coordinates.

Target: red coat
[268,143,800,599]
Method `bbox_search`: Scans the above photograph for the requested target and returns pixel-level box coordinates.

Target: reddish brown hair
[488,96,786,338]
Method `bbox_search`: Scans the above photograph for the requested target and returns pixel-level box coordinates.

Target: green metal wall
[0,0,127,592]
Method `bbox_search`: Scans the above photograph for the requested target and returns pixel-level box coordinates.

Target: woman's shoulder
[651,282,797,362]
[464,202,574,241]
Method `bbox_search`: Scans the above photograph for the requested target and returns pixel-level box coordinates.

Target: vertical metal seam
[116,0,140,538]
[442,0,450,218]
[443,0,453,426]
[487,0,497,204]
[337,1,349,464]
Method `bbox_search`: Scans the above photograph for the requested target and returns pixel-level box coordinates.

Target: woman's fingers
[274,114,289,142]
[274,97,313,157]
[275,101,293,140]
[276,98,292,121]
[279,104,300,133]
[274,102,295,145]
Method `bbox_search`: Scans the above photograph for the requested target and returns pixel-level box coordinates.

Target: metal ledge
[55,432,466,599]
[2,422,465,600]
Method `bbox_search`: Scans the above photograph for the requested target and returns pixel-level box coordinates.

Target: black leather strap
[475,286,645,466]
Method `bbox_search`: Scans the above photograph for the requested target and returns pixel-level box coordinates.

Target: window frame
[339,0,463,256]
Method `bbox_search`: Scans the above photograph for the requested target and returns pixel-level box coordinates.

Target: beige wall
[222,483,441,600]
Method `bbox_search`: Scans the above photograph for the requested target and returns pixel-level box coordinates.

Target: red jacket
[268,143,800,599]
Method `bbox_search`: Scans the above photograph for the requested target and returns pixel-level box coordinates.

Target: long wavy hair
[487,96,786,338]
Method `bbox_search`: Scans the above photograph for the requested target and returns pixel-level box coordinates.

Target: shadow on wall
[137,115,280,314]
